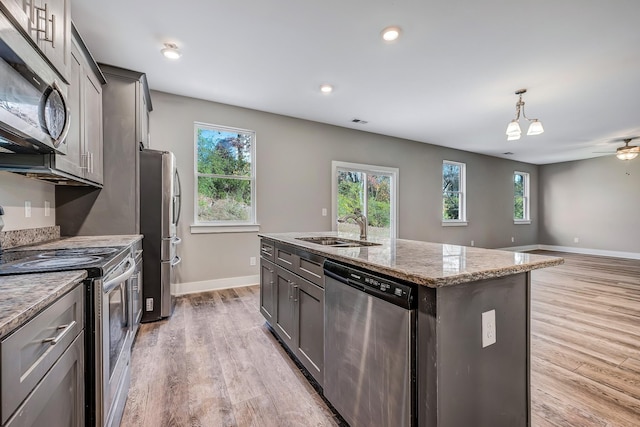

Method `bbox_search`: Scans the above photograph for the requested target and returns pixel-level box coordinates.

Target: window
[331,161,398,239]
[514,171,530,223]
[442,160,466,225]
[193,122,257,231]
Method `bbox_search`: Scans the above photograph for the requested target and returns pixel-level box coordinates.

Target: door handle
[293,284,299,302]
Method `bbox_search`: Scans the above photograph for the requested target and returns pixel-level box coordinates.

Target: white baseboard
[497,245,540,252]
[172,274,260,296]
[537,245,640,260]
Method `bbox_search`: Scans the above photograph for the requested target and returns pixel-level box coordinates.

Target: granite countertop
[0,270,87,340]
[259,232,564,287]
[10,235,143,251]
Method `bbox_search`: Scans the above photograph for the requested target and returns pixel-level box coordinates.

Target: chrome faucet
[337,208,368,240]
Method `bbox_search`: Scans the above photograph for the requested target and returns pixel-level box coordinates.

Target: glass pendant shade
[616,151,639,160]
[507,133,521,141]
[506,120,521,136]
[527,120,544,136]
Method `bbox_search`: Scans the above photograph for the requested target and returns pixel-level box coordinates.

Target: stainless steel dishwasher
[324,260,417,427]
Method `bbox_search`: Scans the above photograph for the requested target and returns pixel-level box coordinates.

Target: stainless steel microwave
[0,11,70,154]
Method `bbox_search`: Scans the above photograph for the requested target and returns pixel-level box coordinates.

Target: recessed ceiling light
[161,43,182,60]
[381,26,401,42]
[320,84,333,94]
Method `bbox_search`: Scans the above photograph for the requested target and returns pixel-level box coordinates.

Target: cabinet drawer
[295,256,324,288]
[275,244,295,269]
[1,283,84,424]
[260,240,275,262]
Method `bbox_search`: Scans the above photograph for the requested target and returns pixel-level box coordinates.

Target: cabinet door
[55,41,83,176]
[0,0,30,35]
[295,278,324,386]
[139,89,150,148]
[39,0,70,82]
[260,259,276,323]
[274,267,296,347]
[84,69,103,184]
[5,331,84,427]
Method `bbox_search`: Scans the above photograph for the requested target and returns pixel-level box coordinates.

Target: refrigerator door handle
[170,256,182,267]
[172,236,182,245]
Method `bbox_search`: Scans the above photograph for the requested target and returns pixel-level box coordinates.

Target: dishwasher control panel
[324,260,416,309]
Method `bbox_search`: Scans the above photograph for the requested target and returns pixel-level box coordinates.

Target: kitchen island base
[418,272,530,427]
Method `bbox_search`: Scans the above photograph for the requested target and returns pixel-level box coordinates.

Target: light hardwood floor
[120,251,640,426]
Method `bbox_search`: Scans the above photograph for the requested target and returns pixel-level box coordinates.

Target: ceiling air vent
[351,119,368,124]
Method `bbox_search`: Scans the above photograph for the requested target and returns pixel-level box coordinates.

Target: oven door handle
[103,257,135,293]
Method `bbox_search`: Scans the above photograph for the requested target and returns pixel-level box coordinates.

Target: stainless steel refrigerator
[140,149,182,322]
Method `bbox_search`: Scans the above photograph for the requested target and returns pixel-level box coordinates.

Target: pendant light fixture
[616,139,640,160]
[505,89,544,141]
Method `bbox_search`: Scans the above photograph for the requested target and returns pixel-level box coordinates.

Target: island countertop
[259,232,564,287]
[0,270,87,340]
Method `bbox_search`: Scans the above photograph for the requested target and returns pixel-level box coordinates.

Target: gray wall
[0,172,56,231]
[539,155,640,253]
[149,90,539,284]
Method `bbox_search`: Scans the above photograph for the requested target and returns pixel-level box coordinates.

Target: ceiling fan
[594,137,640,160]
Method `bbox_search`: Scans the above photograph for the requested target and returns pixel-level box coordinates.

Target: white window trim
[442,160,467,226]
[192,122,258,233]
[514,171,530,224]
[331,161,399,239]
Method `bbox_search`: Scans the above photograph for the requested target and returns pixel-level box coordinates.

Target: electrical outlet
[482,309,496,348]
[322,208,327,216]
[146,298,154,311]
[44,201,51,217]
[574,237,579,243]
[24,201,31,218]
[511,236,515,243]
[250,256,257,266]
[470,240,475,246]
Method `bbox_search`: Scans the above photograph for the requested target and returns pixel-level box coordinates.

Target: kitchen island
[259,232,563,427]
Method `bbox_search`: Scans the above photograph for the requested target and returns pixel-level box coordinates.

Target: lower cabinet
[274,265,324,386]
[260,259,276,323]
[5,332,84,427]
[0,283,85,427]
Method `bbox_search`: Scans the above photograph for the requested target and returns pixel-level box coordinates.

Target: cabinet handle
[31,2,55,46]
[293,284,299,302]
[89,152,94,174]
[42,320,76,345]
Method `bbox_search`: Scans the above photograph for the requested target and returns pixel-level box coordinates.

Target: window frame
[442,160,467,226]
[514,171,530,224]
[191,121,258,234]
[331,161,399,239]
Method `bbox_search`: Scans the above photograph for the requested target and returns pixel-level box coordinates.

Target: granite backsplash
[0,226,60,250]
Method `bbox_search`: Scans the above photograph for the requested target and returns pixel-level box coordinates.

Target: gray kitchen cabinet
[56,65,152,236]
[56,26,104,184]
[0,0,70,82]
[264,240,324,386]
[260,259,276,323]
[0,283,84,427]
[5,333,84,427]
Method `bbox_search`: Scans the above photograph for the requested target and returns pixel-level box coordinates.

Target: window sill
[514,220,531,225]
[190,224,260,234]
[442,221,468,227]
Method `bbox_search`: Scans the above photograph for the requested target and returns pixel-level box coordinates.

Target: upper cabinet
[0,0,71,82]
[56,25,105,184]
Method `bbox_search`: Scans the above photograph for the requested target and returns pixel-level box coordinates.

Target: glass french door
[332,161,398,239]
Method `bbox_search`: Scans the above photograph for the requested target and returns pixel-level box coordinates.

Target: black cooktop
[0,247,128,277]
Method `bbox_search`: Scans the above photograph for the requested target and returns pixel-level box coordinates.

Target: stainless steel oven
[94,254,135,427]
[0,11,70,154]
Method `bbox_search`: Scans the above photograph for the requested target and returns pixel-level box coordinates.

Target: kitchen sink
[295,236,381,248]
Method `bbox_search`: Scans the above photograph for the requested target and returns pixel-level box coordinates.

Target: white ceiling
[71,0,640,165]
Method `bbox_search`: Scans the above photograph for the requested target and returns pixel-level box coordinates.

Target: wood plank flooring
[120,251,640,426]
